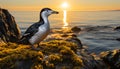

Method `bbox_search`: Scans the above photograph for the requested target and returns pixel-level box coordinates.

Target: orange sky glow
[0,0,120,11]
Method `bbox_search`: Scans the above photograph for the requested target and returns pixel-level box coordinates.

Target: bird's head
[40,8,59,18]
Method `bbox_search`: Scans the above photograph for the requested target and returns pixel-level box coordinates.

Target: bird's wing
[21,22,44,40]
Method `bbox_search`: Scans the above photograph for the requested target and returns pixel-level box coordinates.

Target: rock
[116,38,120,41]
[80,52,108,69]
[84,26,112,32]
[0,41,110,69]
[49,27,83,48]
[46,33,83,48]
[66,37,83,48]
[14,60,33,69]
[0,8,21,42]
[114,26,120,30]
[0,38,6,45]
[100,49,120,69]
[71,26,81,33]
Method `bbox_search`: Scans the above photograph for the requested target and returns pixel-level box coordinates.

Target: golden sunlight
[61,2,69,27]
[61,2,69,9]
[63,10,68,27]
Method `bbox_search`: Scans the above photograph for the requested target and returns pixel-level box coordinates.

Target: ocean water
[11,11,120,29]
[10,11,120,53]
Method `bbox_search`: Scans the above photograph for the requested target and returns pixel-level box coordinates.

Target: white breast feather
[29,24,50,45]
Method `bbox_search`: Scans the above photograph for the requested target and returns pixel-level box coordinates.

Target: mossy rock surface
[0,40,84,69]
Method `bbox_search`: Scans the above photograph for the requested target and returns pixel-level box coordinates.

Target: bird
[19,8,59,50]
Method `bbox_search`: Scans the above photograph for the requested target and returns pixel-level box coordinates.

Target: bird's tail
[17,36,30,45]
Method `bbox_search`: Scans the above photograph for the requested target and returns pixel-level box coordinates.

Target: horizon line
[8,9,120,12]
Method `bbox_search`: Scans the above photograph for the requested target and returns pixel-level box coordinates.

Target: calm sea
[10,11,120,53]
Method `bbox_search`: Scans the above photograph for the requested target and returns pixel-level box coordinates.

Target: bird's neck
[40,14,49,24]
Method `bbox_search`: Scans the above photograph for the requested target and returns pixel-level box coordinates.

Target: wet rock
[15,60,33,69]
[66,37,82,48]
[81,53,108,69]
[116,38,120,41]
[0,8,21,42]
[114,26,120,30]
[61,33,77,38]
[71,26,81,33]
[84,26,112,32]
[100,49,120,69]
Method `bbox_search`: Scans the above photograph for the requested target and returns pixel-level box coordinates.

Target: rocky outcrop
[1,42,120,69]
[114,26,120,30]
[47,27,83,48]
[100,49,120,69]
[0,8,21,43]
[71,26,81,33]
[46,33,83,48]
[116,38,120,41]
[0,41,107,69]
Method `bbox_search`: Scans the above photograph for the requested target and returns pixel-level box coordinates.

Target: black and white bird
[19,8,59,50]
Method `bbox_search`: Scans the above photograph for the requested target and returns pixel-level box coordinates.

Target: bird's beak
[52,10,59,14]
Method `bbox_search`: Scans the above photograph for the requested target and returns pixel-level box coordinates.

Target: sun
[61,2,69,9]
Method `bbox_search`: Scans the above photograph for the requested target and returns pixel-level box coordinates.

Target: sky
[0,0,120,11]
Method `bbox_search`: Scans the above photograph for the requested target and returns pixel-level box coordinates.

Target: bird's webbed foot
[31,45,40,51]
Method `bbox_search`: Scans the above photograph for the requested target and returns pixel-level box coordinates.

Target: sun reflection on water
[63,10,68,27]
[61,2,69,28]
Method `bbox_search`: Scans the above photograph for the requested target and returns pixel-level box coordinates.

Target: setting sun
[61,2,69,9]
